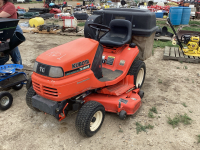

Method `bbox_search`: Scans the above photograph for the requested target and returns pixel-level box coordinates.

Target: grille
[32,82,58,97]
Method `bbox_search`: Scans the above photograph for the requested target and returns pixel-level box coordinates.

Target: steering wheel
[88,23,110,41]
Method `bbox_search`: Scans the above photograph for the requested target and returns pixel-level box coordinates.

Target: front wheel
[128,59,146,88]
[26,86,40,111]
[75,101,105,137]
[0,91,13,110]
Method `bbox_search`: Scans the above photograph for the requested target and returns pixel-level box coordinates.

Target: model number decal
[72,59,89,69]
[66,65,90,76]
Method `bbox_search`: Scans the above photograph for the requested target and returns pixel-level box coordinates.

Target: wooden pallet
[21,27,61,34]
[163,46,200,63]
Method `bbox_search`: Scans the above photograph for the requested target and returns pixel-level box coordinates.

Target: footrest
[98,75,134,96]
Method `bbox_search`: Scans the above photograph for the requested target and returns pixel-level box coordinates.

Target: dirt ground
[0,2,200,150]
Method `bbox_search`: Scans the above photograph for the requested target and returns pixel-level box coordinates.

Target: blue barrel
[169,7,183,25]
[181,7,191,25]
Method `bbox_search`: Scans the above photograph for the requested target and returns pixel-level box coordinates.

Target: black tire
[128,59,146,88]
[119,110,126,120]
[12,83,23,90]
[76,26,79,33]
[76,101,105,137]
[26,86,39,111]
[47,27,50,32]
[62,26,65,32]
[26,78,32,90]
[0,91,13,110]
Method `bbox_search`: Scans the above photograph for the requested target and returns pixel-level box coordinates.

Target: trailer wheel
[76,101,105,137]
[0,91,13,110]
[128,59,146,88]
[12,83,23,90]
[76,26,79,33]
[26,86,40,111]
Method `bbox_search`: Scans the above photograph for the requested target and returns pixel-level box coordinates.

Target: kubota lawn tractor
[26,19,146,137]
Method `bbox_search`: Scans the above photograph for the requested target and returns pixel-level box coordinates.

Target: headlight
[33,61,64,78]
[33,61,38,72]
[49,66,64,78]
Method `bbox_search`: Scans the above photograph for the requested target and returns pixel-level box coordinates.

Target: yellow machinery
[180,35,200,56]
[168,18,200,57]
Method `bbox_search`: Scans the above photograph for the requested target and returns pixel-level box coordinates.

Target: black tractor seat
[100,19,132,47]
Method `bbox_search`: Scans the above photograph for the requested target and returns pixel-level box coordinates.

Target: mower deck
[84,89,141,115]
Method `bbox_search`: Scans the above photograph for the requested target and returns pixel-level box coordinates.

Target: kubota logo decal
[72,59,89,69]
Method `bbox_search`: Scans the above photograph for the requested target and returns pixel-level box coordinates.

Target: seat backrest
[109,19,132,41]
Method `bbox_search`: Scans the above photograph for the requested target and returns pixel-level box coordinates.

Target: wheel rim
[90,111,103,131]
[0,96,10,106]
[136,68,144,88]
[16,84,21,87]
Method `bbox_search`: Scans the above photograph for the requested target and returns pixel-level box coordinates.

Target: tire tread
[76,101,105,137]
[26,86,39,111]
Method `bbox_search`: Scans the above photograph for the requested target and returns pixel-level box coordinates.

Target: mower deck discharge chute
[27,19,146,137]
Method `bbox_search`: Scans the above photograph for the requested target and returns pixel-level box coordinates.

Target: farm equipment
[26,19,146,137]
[38,23,60,32]
[167,18,200,57]
[61,16,79,33]
[0,18,27,110]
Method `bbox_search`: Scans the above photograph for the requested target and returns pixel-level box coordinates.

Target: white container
[63,16,77,28]
[17,0,25,2]
[139,5,147,9]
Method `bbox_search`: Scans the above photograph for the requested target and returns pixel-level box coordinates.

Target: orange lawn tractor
[26,19,146,137]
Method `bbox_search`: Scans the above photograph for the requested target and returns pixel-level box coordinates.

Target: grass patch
[179,114,192,125]
[185,78,189,81]
[118,128,123,132]
[182,26,200,32]
[184,66,188,69]
[189,21,200,26]
[176,67,180,69]
[136,122,154,134]
[158,79,162,83]
[77,22,85,26]
[150,107,158,114]
[30,1,43,3]
[167,113,192,128]
[167,115,180,128]
[197,135,200,143]
[153,40,179,49]
[182,102,187,107]
[156,20,167,25]
[148,111,155,118]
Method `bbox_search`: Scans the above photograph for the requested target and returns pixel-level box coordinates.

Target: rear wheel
[26,86,40,111]
[0,91,13,110]
[75,101,105,137]
[128,59,146,88]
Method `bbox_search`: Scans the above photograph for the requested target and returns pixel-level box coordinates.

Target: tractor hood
[36,38,99,73]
